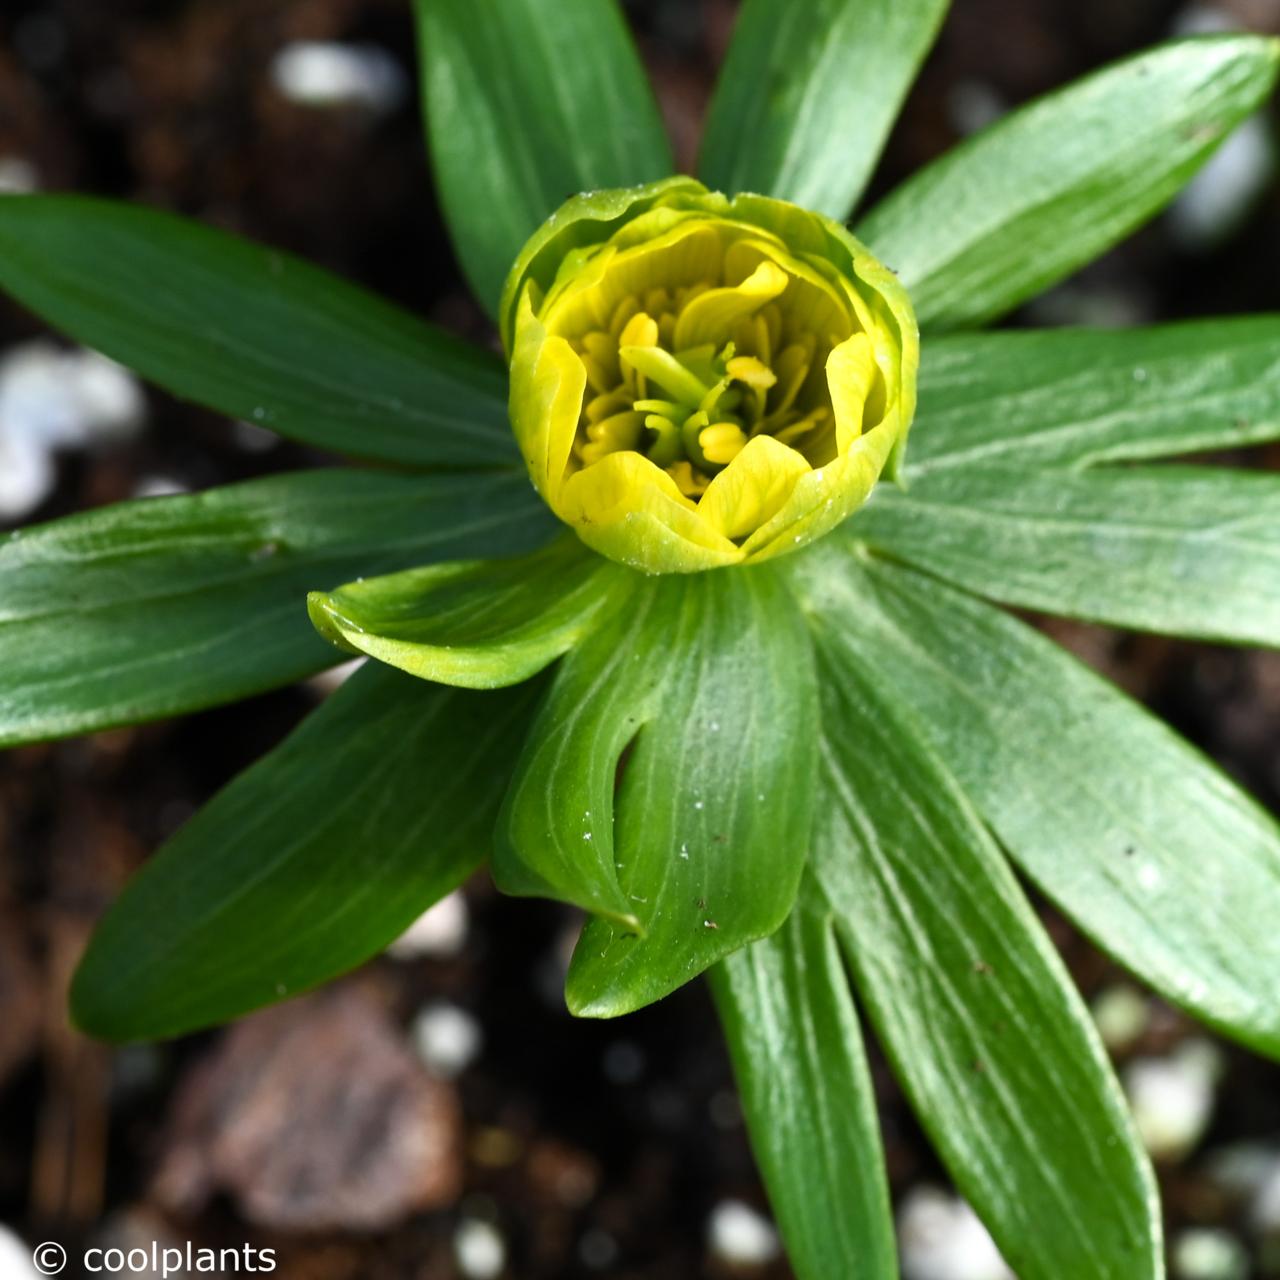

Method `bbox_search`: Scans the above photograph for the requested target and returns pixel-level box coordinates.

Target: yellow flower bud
[503,178,918,574]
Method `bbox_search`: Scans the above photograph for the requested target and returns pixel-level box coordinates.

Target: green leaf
[859,36,1280,330]
[811,617,1160,1280]
[0,469,554,747]
[699,0,949,220]
[72,664,544,1041]
[308,534,620,688]
[909,320,1280,473]
[792,541,1280,1058]
[854,463,1280,646]
[415,0,674,315]
[709,879,896,1280]
[0,196,515,468]
[495,564,818,1016]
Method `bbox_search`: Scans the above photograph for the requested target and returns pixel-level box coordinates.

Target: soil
[2,1,1280,1277]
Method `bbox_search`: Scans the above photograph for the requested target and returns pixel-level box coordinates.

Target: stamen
[633,398,686,418]
[560,239,860,494]
[645,287,672,316]
[725,356,777,390]
[620,345,711,407]
[581,355,612,395]
[579,409,646,465]
[774,405,830,447]
[699,422,748,466]
[609,295,640,339]
[618,311,659,349]
[759,340,814,429]
[585,389,631,423]
[644,414,684,467]
[666,461,710,497]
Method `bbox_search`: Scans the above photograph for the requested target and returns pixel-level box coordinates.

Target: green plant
[2,1,1279,1274]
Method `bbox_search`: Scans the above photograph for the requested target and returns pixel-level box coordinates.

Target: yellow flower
[502,178,918,574]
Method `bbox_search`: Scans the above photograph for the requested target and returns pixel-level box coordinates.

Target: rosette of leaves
[2,3,1279,1276]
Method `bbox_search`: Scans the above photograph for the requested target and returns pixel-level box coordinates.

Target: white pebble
[1091,984,1151,1052]
[232,419,280,453]
[0,432,54,522]
[1170,114,1275,249]
[0,156,39,194]
[946,80,1007,136]
[454,1218,506,1280]
[0,1225,38,1278]
[898,1187,1014,1280]
[271,41,407,113]
[1204,1141,1280,1203]
[1124,1040,1223,1161]
[1251,1160,1280,1236]
[411,1001,482,1079]
[304,657,366,697]
[1167,5,1274,247]
[131,475,189,499]
[0,341,145,519]
[0,341,143,448]
[69,351,146,438]
[386,891,469,960]
[1171,4,1237,36]
[1172,1226,1249,1280]
[707,1199,780,1267]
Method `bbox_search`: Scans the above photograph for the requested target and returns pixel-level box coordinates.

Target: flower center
[546,225,855,500]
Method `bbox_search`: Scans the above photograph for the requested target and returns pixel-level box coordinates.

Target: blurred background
[1,1,1279,1276]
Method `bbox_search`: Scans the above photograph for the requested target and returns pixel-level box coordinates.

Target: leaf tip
[306,590,363,654]
[67,952,136,1045]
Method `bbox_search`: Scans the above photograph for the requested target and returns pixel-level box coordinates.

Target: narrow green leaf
[859,37,1280,330]
[709,879,896,1280]
[308,535,620,688]
[0,196,515,467]
[0,469,554,746]
[791,541,1280,1058]
[909,320,1280,474]
[415,0,674,314]
[854,463,1280,646]
[812,622,1161,1280]
[495,564,818,1016]
[72,664,543,1041]
[698,0,948,219]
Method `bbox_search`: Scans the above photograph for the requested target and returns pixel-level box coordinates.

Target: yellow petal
[559,451,741,573]
[697,435,810,541]
[826,332,877,451]
[510,285,585,508]
[739,420,899,562]
[673,260,789,351]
